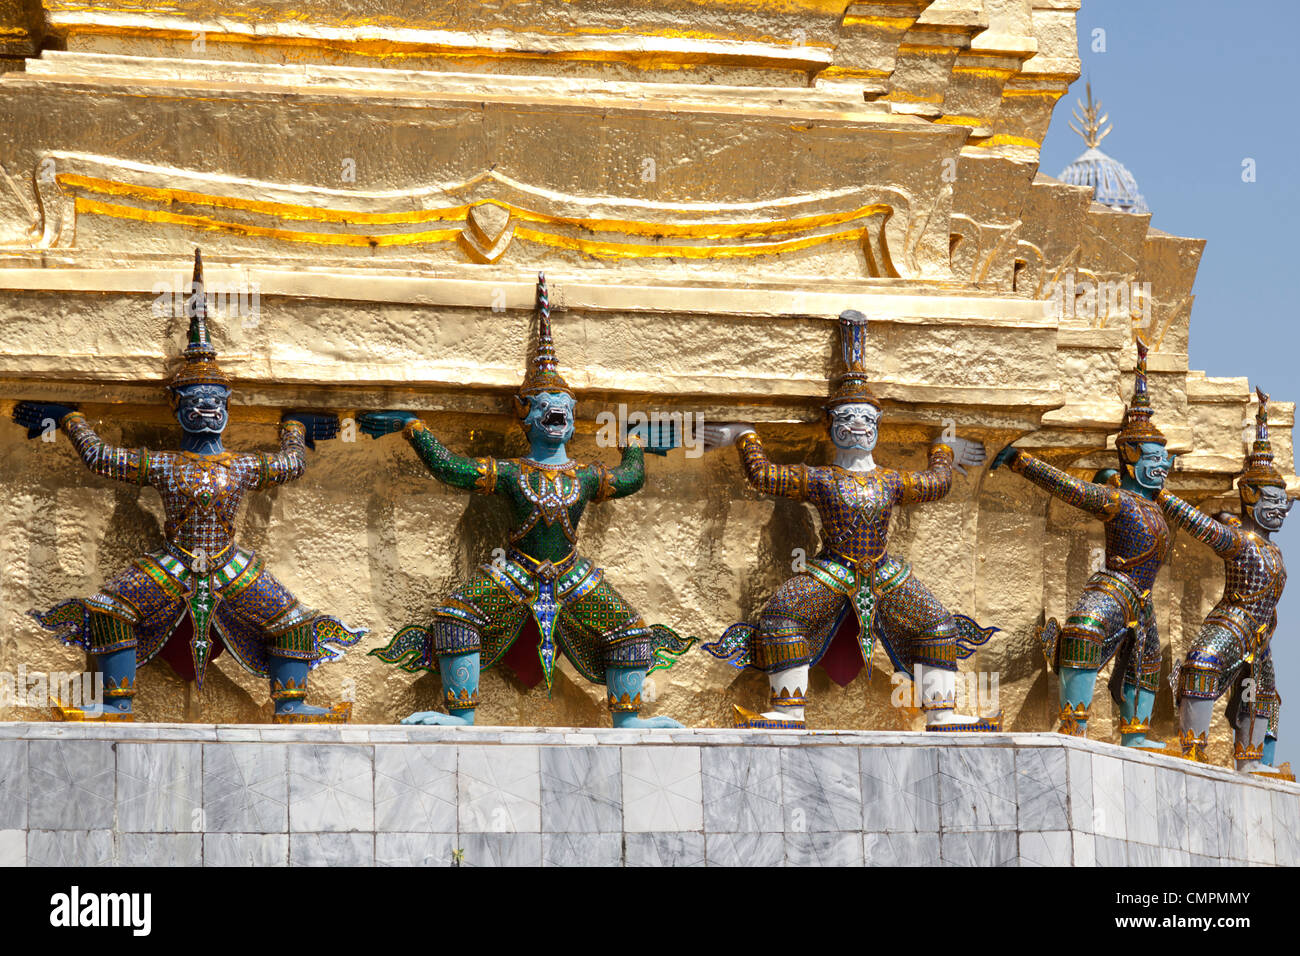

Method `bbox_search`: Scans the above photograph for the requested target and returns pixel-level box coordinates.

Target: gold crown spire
[1069,81,1112,150]
[168,248,231,396]
[516,272,574,411]
[825,309,881,410]
[1240,387,1286,501]
[1115,337,1165,461]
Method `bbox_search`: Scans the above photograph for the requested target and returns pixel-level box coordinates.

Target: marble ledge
[0,721,1294,793]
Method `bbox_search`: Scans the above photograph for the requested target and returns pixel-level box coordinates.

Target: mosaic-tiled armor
[1167,389,1293,777]
[993,340,1173,748]
[702,310,999,731]
[366,274,693,727]
[19,250,364,722]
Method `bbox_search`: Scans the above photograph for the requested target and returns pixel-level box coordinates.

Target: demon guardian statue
[364,274,693,728]
[18,250,363,722]
[700,310,999,731]
[1161,389,1292,776]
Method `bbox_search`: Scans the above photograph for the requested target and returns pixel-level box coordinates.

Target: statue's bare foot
[924,710,1003,731]
[272,700,353,723]
[926,711,980,727]
[612,714,684,729]
[400,710,472,726]
[1237,760,1279,775]
[276,701,332,718]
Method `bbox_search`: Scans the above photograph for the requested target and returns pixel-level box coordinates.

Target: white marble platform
[0,723,1295,866]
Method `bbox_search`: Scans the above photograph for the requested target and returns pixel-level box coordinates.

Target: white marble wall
[0,724,1295,867]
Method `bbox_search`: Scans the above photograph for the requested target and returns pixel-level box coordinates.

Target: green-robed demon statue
[363,274,693,728]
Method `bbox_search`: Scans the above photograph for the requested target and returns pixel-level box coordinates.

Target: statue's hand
[942,436,986,476]
[698,422,755,452]
[282,411,339,451]
[13,401,77,440]
[989,444,1019,472]
[358,410,419,439]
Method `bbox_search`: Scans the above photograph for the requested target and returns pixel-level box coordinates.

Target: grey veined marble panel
[375,744,457,834]
[117,742,203,833]
[701,746,782,833]
[860,746,940,833]
[541,746,622,834]
[622,745,703,833]
[204,743,289,834]
[28,740,115,831]
[939,747,1016,831]
[288,744,374,833]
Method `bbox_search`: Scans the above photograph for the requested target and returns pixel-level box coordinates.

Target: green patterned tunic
[372,421,692,693]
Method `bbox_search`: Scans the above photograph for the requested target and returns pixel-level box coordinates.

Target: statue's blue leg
[444,650,479,725]
[1058,666,1097,736]
[1263,734,1278,766]
[1119,681,1157,747]
[401,650,478,726]
[269,657,334,717]
[97,646,135,714]
[1233,710,1271,771]
[1179,696,1214,761]
[607,665,681,729]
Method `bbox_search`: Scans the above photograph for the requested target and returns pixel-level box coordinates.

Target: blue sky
[1039,0,1298,761]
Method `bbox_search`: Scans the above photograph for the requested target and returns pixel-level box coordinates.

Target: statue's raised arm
[1156,488,1240,555]
[13,402,151,486]
[360,410,504,494]
[991,447,1122,518]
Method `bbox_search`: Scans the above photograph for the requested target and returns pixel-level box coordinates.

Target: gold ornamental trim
[61,173,895,242]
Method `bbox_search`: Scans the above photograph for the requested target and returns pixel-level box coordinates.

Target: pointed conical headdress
[168,248,231,396]
[824,309,881,410]
[1239,387,1286,503]
[1115,338,1165,461]
[515,272,573,415]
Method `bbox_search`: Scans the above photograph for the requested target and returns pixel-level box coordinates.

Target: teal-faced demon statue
[16,250,364,722]
[991,339,1174,749]
[1162,389,1292,777]
[699,309,1000,731]
[363,274,693,728]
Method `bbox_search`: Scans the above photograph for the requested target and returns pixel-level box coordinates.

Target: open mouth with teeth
[184,407,226,429]
[539,408,569,433]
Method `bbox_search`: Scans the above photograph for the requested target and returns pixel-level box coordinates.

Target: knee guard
[87,609,138,655]
[909,619,960,672]
[754,614,812,672]
[430,617,482,656]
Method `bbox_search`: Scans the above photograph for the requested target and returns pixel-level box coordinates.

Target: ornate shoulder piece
[590,462,616,502]
[473,457,498,495]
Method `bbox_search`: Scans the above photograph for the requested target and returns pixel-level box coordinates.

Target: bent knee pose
[992,340,1173,749]
[1162,389,1292,776]
[702,309,999,731]
[18,250,363,722]
[365,274,693,728]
